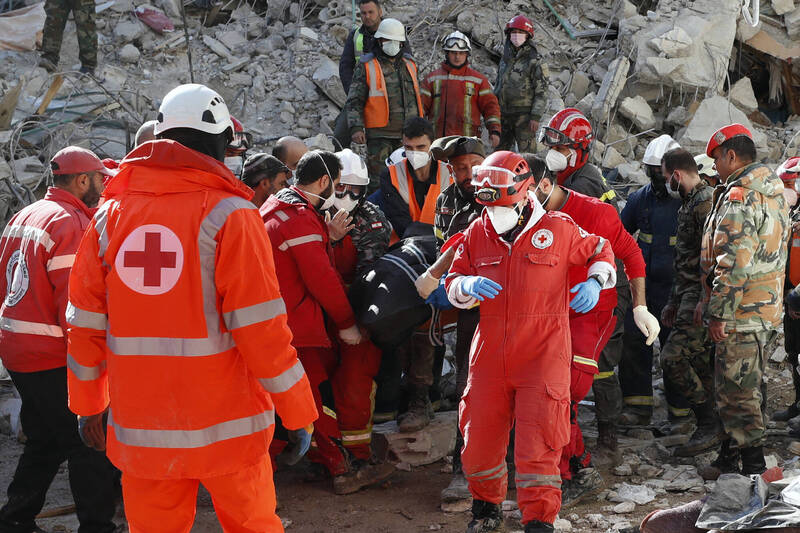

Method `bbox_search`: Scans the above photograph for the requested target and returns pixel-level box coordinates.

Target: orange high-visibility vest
[363,57,423,129]
[790,227,800,286]
[389,160,451,225]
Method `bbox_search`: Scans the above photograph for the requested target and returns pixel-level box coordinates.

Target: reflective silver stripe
[1,224,55,252]
[393,162,410,204]
[0,317,63,337]
[277,234,323,251]
[438,162,452,192]
[366,60,385,97]
[425,74,484,84]
[223,298,286,330]
[94,201,113,260]
[420,88,432,97]
[258,360,305,393]
[466,462,506,480]
[515,473,562,488]
[108,197,255,357]
[109,408,275,449]
[47,254,75,271]
[67,353,106,381]
[275,210,289,222]
[66,301,107,330]
[479,89,493,96]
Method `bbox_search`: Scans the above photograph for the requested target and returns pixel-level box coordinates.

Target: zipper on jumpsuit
[502,237,512,382]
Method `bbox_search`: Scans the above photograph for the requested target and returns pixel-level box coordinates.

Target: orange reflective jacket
[364,57,423,129]
[388,160,452,225]
[66,140,317,479]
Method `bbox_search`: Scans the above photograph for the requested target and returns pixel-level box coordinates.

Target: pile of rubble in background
[2,0,800,224]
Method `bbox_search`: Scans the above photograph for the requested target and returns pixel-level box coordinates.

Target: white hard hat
[154,84,234,136]
[336,149,370,186]
[374,18,406,42]
[443,31,471,52]
[694,153,717,177]
[385,147,405,167]
[642,134,680,166]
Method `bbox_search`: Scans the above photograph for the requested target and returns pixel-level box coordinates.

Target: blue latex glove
[425,283,453,310]
[283,428,312,465]
[570,277,602,313]
[460,276,503,301]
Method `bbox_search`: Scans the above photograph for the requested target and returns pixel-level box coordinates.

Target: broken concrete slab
[678,95,767,155]
[569,71,591,101]
[788,7,800,39]
[113,20,145,43]
[729,77,758,114]
[591,56,629,123]
[774,0,796,16]
[119,43,140,63]
[202,35,235,61]
[602,145,627,169]
[616,482,656,505]
[648,26,692,57]
[372,411,457,467]
[619,95,656,131]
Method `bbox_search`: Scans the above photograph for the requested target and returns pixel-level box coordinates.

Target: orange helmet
[471,151,533,206]
[505,15,534,36]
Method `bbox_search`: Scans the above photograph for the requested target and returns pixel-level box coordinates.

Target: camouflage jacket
[346,52,421,139]
[494,40,549,118]
[667,181,713,308]
[434,182,482,248]
[700,162,790,331]
[349,200,392,274]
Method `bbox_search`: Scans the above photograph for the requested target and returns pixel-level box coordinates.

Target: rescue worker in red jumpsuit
[445,151,616,533]
[261,150,394,494]
[522,154,658,507]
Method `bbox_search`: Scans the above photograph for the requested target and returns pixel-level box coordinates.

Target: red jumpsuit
[557,189,646,479]
[445,196,615,525]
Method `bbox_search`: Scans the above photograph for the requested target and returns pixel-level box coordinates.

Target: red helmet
[539,108,593,150]
[227,116,252,155]
[776,156,800,184]
[471,151,533,206]
[505,15,534,37]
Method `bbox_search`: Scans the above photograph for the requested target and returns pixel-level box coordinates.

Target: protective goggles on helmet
[471,165,532,202]
[335,183,366,201]
[443,36,469,51]
[537,126,574,147]
[228,130,253,153]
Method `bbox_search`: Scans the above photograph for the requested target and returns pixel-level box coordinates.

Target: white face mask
[406,150,430,170]
[784,187,798,208]
[666,172,683,200]
[224,156,243,178]
[382,40,402,57]
[510,33,527,48]
[545,149,568,172]
[486,204,522,234]
[304,153,336,211]
[333,195,359,213]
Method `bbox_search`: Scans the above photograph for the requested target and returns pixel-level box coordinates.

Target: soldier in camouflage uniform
[38,0,98,74]
[494,15,549,153]
[345,19,422,193]
[699,124,790,477]
[657,148,718,457]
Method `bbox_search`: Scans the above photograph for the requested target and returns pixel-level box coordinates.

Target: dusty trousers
[560,308,616,479]
[121,459,282,533]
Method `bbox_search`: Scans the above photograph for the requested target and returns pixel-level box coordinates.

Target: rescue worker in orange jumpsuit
[420,31,501,144]
[445,151,616,533]
[0,146,118,533]
[66,83,318,533]
[261,150,395,494]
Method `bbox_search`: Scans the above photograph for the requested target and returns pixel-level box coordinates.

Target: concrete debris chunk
[729,77,758,114]
[648,26,693,57]
[602,146,626,169]
[613,501,635,514]
[619,95,656,131]
[773,0,796,16]
[591,56,629,123]
[617,483,657,505]
[113,20,145,43]
[372,411,457,466]
[771,345,788,363]
[788,7,800,39]
[299,27,319,41]
[119,43,140,63]
[216,30,247,52]
[202,34,235,61]
[679,95,766,155]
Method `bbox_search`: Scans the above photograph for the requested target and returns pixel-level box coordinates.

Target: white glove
[633,305,660,346]
[414,270,440,299]
[338,325,363,345]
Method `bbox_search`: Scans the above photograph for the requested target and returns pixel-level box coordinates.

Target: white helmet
[374,18,406,41]
[336,149,369,186]
[154,84,234,136]
[642,134,680,166]
[443,31,471,52]
[385,147,405,167]
[694,153,717,177]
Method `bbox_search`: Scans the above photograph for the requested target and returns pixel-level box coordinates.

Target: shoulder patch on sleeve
[728,186,744,203]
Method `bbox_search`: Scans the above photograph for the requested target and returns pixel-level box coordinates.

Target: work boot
[466,500,504,533]
[772,403,800,422]
[332,456,395,495]
[397,387,433,433]
[788,414,800,436]
[38,57,57,73]
[699,439,740,481]
[560,467,603,509]
[441,471,472,504]
[666,413,694,435]
[673,400,723,457]
[740,445,766,476]
[523,521,554,533]
[618,407,651,427]
[597,420,618,452]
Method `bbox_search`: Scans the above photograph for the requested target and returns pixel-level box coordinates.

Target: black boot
[466,500,504,533]
[772,403,800,422]
[524,520,554,533]
[699,438,740,480]
[597,420,618,452]
[740,445,766,476]
[674,400,723,456]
